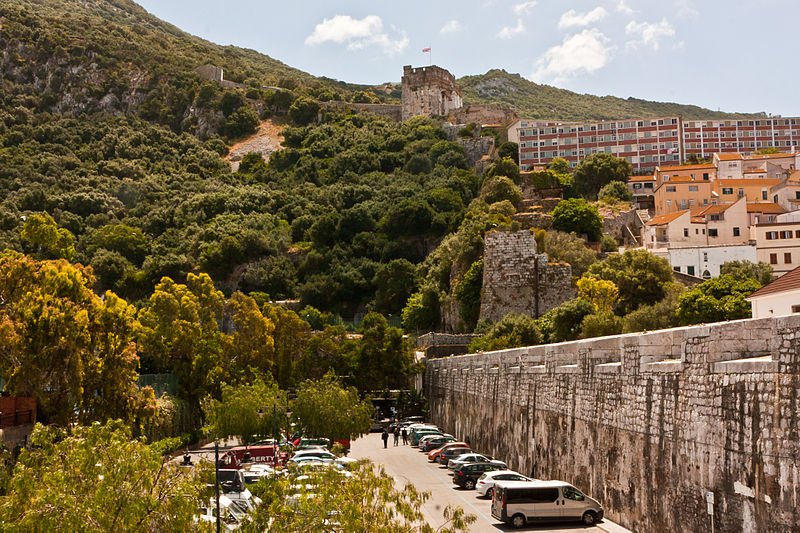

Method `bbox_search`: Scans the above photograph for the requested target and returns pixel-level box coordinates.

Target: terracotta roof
[746,265,800,299]
[747,203,787,214]
[744,152,797,161]
[657,164,716,172]
[744,169,767,174]
[716,153,744,161]
[716,179,781,187]
[694,203,733,216]
[646,210,688,226]
[628,176,656,182]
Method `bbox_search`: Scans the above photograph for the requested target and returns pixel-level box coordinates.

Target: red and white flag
[422,47,431,53]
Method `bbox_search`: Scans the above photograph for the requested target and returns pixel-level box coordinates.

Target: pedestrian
[401,426,408,445]
[381,428,389,449]
[393,426,400,446]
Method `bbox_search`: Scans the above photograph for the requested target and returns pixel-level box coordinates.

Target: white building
[746,265,800,318]
[652,244,757,279]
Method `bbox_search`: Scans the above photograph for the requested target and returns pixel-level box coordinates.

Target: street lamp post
[273,402,277,467]
[214,440,220,533]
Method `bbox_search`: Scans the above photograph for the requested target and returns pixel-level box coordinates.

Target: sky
[136,0,799,116]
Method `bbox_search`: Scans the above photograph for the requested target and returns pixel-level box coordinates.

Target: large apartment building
[512,116,800,173]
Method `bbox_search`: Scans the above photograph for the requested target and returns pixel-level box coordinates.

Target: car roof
[494,480,571,489]
[483,470,526,478]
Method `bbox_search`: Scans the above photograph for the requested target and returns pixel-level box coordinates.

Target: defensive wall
[424,315,800,532]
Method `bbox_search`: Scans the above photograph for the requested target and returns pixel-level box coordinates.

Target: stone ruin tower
[479,231,575,323]
[401,65,463,120]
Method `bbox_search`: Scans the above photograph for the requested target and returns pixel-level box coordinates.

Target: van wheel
[464,479,476,490]
[582,511,597,525]
[511,513,526,529]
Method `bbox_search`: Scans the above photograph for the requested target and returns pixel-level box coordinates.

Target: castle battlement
[401,64,463,120]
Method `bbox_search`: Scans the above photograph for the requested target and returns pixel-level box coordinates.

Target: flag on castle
[422,47,431,52]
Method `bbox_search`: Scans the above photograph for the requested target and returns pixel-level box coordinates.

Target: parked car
[428,442,469,463]
[290,448,336,462]
[437,446,472,466]
[296,438,330,450]
[447,453,506,471]
[475,470,532,498]
[452,463,507,490]
[491,480,604,528]
[410,427,442,447]
[420,435,456,452]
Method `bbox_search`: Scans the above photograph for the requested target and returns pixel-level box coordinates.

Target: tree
[577,277,619,313]
[585,249,674,315]
[262,304,312,389]
[0,251,145,426]
[538,298,594,343]
[223,292,275,382]
[551,198,603,241]
[676,274,760,325]
[372,259,418,315]
[548,157,571,175]
[225,105,259,138]
[573,153,632,199]
[598,180,633,202]
[291,373,373,442]
[454,259,483,331]
[238,151,268,175]
[580,312,623,339]
[401,284,440,333]
[0,421,207,531]
[497,141,519,163]
[485,157,521,184]
[622,282,684,333]
[479,176,523,206]
[469,313,541,352]
[356,312,413,391]
[241,462,474,533]
[19,212,75,260]
[719,260,773,286]
[541,230,598,279]
[288,96,320,126]
[202,378,285,445]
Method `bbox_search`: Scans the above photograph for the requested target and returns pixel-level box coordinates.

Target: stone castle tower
[479,231,575,323]
[401,65,463,120]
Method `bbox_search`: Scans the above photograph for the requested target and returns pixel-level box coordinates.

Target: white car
[475,470,532,498]
[447,453,507,471]
[290,448,336,462]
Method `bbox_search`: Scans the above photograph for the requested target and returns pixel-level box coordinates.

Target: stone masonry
[424,315,800,532]
[479,230,574,322]
[401,65,463,120]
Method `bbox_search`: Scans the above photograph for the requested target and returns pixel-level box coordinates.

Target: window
[738,188,745,198]
[786,253,793,264]
[563,487,585,502]
[666,186,677,192]
[673,266,681,272]
[763,191,768,200]
[684,228,689,237]
[703,252,709,262]
[770,253,778,264]
[782,231,793,239]
[795,230,800,238]
[766,232,778,240]
[709,229,719,237]
[733,227,740,237]
[795,191,800,200]
[633,183,642,189]
[689,185,699,192]
[722,188,733,195]
[703,173,710,180]
[687,266,696,276]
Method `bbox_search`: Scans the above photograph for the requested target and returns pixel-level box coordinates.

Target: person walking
[393,426,400,446]
[401,426,408,445]
[381,428,389,449]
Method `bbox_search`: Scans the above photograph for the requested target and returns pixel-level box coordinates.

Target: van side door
[529,487,560,520]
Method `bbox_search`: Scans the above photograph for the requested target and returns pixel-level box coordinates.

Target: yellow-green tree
[0,421,209,531]
[291,373,372,443]
[577,277,619,314]
[19,213,75,260]
[202,378,285,445]
[224,292,276,383]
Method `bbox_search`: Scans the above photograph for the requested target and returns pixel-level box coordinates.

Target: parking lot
[350,432,628,533]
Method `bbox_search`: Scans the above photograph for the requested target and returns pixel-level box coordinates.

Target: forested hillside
[459,69,762,121]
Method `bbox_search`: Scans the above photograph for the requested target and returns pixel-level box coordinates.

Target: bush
[598,180,632,202]
[551,198,602,241]
[469,313,541,352]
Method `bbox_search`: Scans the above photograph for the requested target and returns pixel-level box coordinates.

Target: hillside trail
[226,118,285,171]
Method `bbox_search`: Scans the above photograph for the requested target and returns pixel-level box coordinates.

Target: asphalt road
[350,432,613,533]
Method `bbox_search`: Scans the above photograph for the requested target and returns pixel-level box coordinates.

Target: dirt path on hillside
[227,118,285,171]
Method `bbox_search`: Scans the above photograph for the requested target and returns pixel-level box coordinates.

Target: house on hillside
[754,210,800,276]
[746,265,800,318]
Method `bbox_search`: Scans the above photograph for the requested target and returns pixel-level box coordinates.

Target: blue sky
[137,0,798,116]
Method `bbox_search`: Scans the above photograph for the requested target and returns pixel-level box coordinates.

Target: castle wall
[401,65,463,120]
[424,315,800,532]
[479,231,575,323]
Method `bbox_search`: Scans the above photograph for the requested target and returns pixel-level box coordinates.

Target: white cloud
[531,28,612,84]
[558,7,608,29]
[440,19,461,34]
[497,19,525,39]
[305,15,408,55]
[674,0,699,19]
[512,1,537,16]
[625,18,676,50]
[615,1,634,15]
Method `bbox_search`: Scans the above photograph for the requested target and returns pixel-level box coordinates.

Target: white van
[491,479,604,528]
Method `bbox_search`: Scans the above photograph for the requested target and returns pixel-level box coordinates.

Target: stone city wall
[479,231,574,323]
[424,315,800,532]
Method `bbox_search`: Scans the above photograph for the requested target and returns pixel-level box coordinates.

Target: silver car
[447,453,507,471]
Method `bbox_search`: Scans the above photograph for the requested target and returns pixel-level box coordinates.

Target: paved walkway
[350,433,631,533]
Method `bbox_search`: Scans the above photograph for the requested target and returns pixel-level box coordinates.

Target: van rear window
[506,487,559,503]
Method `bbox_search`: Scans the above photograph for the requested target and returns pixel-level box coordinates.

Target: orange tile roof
[716,179,781,187]
[716,153,744,161]
[747,203,787,214]
[746,265,800,299]
[628,176,656,182]
[694,203,733,216]
[646,211,688,226]
[744,152,797,161]
[657,163,716,171]
[744,169,767,174]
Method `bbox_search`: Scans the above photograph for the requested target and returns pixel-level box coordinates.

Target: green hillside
[458,69,763,121]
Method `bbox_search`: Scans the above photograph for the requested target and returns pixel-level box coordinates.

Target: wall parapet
[424,315,800,532]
